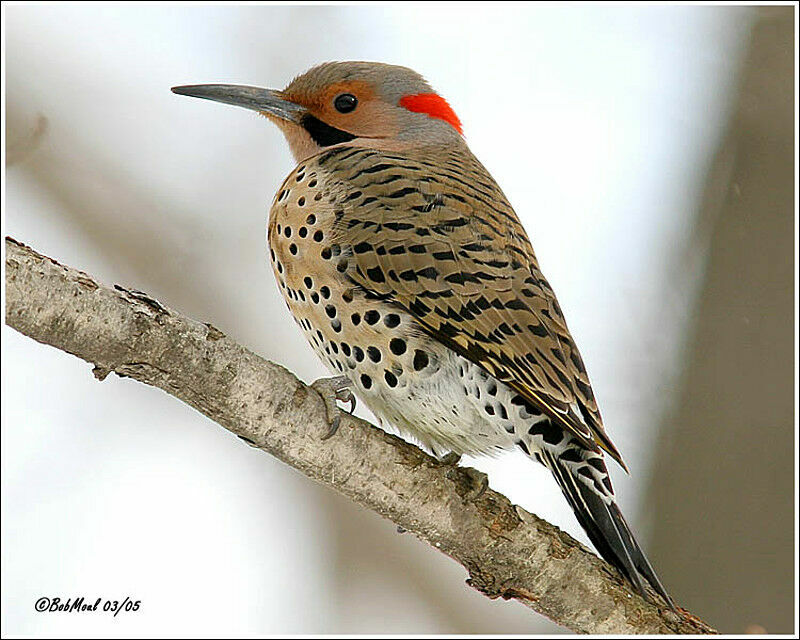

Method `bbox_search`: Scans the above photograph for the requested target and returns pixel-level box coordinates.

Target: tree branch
[4,236,715,634]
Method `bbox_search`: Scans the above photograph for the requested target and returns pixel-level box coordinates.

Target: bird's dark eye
[334,93,358,114]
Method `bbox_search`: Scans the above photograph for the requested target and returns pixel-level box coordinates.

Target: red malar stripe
[399,93,463,135]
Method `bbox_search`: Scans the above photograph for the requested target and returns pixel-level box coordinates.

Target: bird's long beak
[171,84,306,123]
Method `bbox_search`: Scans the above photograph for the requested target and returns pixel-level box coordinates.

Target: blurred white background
[3,4,794,635]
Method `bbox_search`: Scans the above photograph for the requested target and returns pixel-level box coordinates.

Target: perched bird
[172,62,674,608]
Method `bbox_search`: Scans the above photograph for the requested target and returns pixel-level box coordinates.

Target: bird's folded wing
[326,148,626,468]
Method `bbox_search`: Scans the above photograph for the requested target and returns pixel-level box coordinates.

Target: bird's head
[172,61,463,162]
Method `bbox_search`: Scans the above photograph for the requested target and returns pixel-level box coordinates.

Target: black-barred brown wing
[320,146,625,469]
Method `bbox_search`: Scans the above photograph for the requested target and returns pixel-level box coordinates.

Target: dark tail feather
[542,450,675,609]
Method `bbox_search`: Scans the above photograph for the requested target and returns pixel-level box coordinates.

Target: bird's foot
[310,375,356,440]
[440,452,488,501]
[438,452,462,466]
[462,467,489,500]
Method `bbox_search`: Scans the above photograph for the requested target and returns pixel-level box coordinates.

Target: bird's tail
[540,446,675,610]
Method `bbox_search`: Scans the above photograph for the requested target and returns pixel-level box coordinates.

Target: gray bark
[4,236,715,634]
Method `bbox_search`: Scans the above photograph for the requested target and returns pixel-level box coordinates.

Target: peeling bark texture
[4,237,716,634]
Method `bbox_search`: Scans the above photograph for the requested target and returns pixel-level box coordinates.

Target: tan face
[261,79,411,162]
[282,80,400,141]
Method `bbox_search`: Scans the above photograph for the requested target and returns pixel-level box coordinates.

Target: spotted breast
[269,145,616,464]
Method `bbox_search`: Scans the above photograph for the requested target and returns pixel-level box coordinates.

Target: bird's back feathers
[320,144,626,468]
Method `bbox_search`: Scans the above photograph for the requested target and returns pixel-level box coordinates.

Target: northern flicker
[172,62,674,609]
